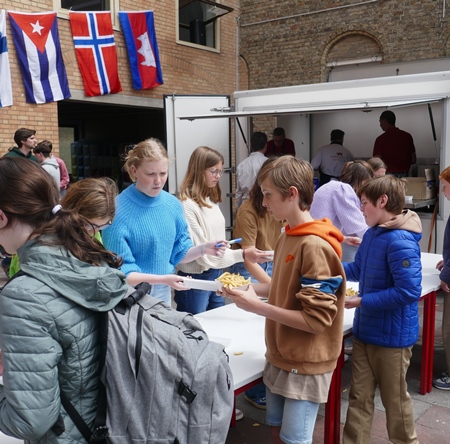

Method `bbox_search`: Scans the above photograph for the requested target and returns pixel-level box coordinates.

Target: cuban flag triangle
[69,11,122,97]
[0,10,13,107]
[118,11,164,90]
[8,11,70,104]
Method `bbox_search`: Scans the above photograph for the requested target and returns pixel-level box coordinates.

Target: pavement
[226,291,450,444]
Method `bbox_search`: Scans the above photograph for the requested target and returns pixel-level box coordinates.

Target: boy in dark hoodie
[223,156,346,444]
[343,175,422,444]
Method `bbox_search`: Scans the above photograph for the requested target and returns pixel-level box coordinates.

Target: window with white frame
[178,0,233,50]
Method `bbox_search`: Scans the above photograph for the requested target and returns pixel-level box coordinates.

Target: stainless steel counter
[404,198,437,210]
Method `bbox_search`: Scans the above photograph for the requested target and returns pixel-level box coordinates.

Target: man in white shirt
[311,129,354,187]
[235,132,267,208]
[33,140,61,190]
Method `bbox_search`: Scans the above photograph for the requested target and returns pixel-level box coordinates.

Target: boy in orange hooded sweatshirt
[223,156,346,444]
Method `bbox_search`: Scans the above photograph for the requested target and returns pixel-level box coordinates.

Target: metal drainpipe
[236,16,240,91]
[240,0,378,27]
[170,94,179,194]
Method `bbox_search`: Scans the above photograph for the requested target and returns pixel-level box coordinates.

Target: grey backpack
[61,283,234,444]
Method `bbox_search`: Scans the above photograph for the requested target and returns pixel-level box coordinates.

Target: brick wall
[240,0,450,90]
[239,0,449,138]
[1,0,239,155]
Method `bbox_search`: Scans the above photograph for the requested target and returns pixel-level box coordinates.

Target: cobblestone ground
[227,292,450,444]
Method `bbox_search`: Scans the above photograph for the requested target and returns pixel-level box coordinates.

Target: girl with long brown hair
[0,158,128,442]
[174,146,267,314]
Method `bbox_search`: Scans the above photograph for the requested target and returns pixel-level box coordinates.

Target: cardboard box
[404,177,435,200]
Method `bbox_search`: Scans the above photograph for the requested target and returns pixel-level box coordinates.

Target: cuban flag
[69,11,122,97]
[118,11,163,90]
[8,11,70,104]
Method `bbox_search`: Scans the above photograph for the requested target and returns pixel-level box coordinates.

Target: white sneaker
[235,409,244,420]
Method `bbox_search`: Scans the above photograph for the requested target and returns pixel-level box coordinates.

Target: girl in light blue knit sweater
[102,139,228,305]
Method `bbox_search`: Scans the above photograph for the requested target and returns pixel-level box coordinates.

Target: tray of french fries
[345,282,359,297]
[216,272,251,290]
[181,272,251,291]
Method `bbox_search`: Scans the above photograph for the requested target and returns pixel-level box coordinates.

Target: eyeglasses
[207,168,223,177]
[86,220,112,232]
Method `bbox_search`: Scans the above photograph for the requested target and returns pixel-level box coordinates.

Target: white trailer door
[164,94,232,232]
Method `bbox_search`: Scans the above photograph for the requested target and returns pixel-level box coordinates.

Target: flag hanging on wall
[0,10,13,107]
[8,11,70,104]
[69,11,122,97]
[118,11,164,90]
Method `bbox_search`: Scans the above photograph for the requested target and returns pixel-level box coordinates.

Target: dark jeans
[227,261,273,283]
[246,382,266,401]
[174,268,224,315]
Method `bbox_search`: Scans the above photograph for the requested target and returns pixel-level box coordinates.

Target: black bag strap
[90,380,108,443]
[60,391,93,443]
[61,387,109,443]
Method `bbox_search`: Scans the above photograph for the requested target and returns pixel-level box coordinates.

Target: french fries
[346,287,359,297]
[217,272,251,289]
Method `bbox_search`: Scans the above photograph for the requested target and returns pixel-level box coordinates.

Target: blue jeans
[227,261,273,283]
[174,268,224,314]
[266,387,320,444]
[150,284,171,306]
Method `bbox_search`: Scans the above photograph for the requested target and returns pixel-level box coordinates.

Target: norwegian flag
[8,11,70,104]
[69,11,122,96]
[118,11,163,90]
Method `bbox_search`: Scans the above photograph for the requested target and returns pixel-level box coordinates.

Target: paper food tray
[181,277,222,291]
[264,250,274,261]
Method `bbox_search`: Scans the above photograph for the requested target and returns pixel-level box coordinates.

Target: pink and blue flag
[118,11,163,90]
[69,11,122,97]
[8,11,70,104]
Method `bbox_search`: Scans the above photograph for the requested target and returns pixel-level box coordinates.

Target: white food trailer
[173,70,450,254]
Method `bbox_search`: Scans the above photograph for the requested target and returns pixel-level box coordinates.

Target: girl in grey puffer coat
[0,158,129,443]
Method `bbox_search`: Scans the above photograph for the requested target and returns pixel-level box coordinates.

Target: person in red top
[49,141,70,198]
[265,127,296,157]
[373,110,416,177]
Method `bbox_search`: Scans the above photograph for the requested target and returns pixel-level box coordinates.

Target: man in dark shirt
[265,127,296,157]
[373,111,416,177]
[4,128,38,162]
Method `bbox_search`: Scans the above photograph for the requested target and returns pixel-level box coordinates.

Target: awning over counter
[178,70,450,120]
[178,98,444,120]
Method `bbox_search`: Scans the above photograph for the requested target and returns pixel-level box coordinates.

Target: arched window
[324,33,383,81]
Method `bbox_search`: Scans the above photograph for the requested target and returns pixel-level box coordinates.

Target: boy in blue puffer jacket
[433,165,450,390]
[343,175,422,444]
